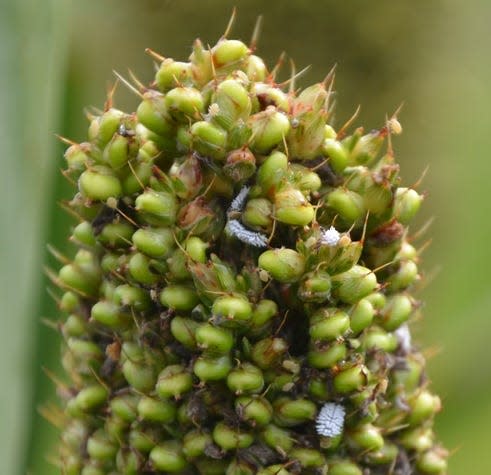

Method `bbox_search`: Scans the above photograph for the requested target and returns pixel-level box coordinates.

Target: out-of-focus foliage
[0,1,69,473]
[1,0,489,473]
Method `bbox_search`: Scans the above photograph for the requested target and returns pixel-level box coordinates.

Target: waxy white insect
[395,323,412,354]
[229,186,250,212]
[226,186,269,247]
[320,226,341,247]
[315,402,345,437]
[226,220,268,248]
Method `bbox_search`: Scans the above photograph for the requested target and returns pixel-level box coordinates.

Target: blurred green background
[1,0,489,473]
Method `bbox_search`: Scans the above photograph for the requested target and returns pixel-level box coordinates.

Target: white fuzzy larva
[320,226,341,247]
[229,186,250,212]
[394,323,412,353]
[226,219,268,248]
[315,402,345,437]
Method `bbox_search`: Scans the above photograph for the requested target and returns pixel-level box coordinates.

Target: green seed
[86,429,118,460]
[213,79,252,128]
[349,298,375,335]
[98,221,134,248]
[227,363,264,394]
[160,285,199,311]
[290,447,326,468]
[213,39,249,67]
[110,394,139,422]
[332,265,378,304]
[398,426,434,452]
[193,354,232,382]
[273,397,317,426]
[212,422,253,450]
[182,430,213,458]
[71,221,96,247]
[250,299,278,328]
[135,190,178,226]
[249,108,290,154]
[91,300,128,329]
[128,252,160,285]
[242,198,273,230]
[348,424,384,451]
[79,166,122,201]
[393,187,423,224]
[129,427,160,453]
[165,86,204,121]
[113,283,150,311]
[361,327,398,352]
[251,337,288,369]
[196,323,234,354]
[235,395,273,427]
[156,364,193,398]
[387,260,419,291]
[170,316,199,349]
[327,188,365,223]
[132,227,174,258]
[379,294,413,331]
[190,120,227,159]
[416,448,448,474]
[309,308,350,341]
[103,133,129,169]
[185,236,209,262]
[408,390,441,426]
[258,248,305,283]
[156,59,192,92]
[274,186,315,226]
[137,396,176,423]
[334,365,369,393]
[261,424,294,452]
[116,447,142,474]
[149,441,187,472]
[122,359,156,393]
[323,138,349,173]
[137,91,175,136]
[257,151,288,192]
[308,341,347,369]
[74,385,108,412]
[212,295,253,324]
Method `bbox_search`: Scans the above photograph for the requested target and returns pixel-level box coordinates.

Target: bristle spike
[41,317,61,332]
[60,168,77,186]
[411,164,430,189]
[46,287,61,306]
[145,47,166,62]
[42,366,69,392]
[222,7,237,39]
[277,63,311,91]
[38,403,66,429]
[249,15,263,51]
[322,63,337,89]
[128,69,146,92]
[47,244,71,265]
[409,216,435,242]
[127,160,145,191]
[288,59,296,95]
[269,51,287,82]
[57,200,84,222]
[104,78,119,111]
[54,134,77,146]
[337,104,361,139]
[361,211,370,243]
[112,70,144,98]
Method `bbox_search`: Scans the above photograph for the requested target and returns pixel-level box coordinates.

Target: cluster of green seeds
[49,29,448,475]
